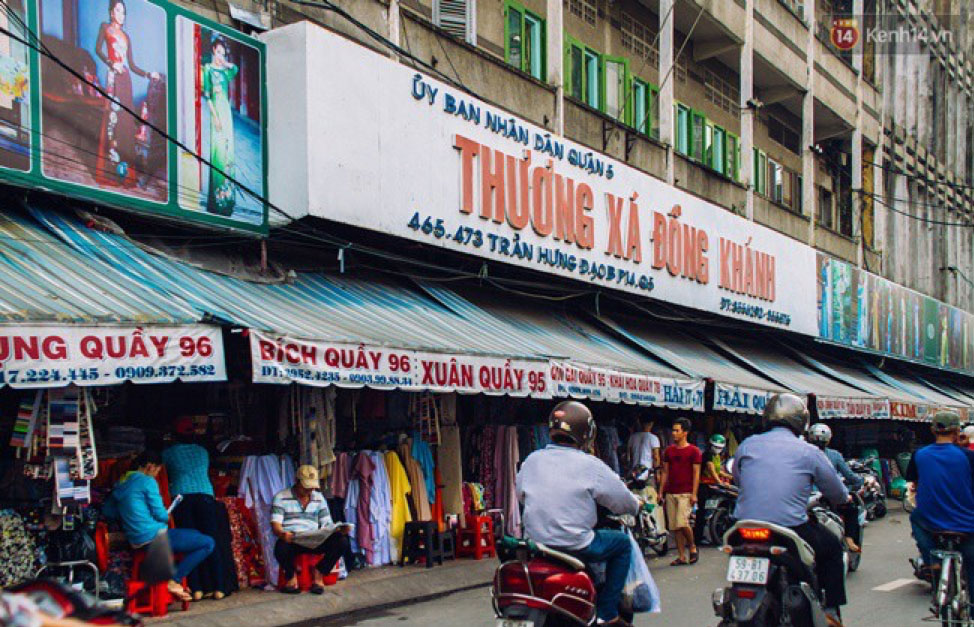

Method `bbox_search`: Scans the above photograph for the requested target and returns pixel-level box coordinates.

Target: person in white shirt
[517,401,640,627]
[627,416,661,477]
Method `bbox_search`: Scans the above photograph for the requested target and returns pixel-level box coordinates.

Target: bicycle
[930,532,972,626]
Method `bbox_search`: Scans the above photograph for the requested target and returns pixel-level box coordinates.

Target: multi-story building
[178,0,974,314]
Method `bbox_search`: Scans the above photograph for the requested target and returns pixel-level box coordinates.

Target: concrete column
[660,0,675,185]
[741,0,754,220]
[388,0,401,50]
[803,0,817,246]
[547,0,564,135]
[852,0,863,267]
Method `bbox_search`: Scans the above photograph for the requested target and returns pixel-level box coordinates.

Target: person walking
[660,418,702,565]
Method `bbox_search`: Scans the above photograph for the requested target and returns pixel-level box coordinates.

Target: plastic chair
[456,515,496,560]
[400,521,448,568]
[126,549,190,617]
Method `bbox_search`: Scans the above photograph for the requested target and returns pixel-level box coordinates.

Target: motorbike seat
[532,541,586,571]
[933,531,969,542]
[727,520,817,567]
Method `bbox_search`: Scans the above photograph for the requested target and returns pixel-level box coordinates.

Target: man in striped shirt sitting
[271,465,351,594]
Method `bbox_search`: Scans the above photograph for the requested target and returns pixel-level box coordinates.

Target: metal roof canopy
[860,363,969,409]
[597,315,784,392]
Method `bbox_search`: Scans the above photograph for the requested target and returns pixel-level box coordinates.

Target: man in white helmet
[808,423,863,553]
[516,401,640,626]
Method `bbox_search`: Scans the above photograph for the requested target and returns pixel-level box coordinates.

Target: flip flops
[670,557,689,566]
[689,550,700,564]
[310,584,325,595]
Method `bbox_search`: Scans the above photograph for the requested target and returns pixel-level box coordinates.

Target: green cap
[932,409,962,431]
[709,434,727,447]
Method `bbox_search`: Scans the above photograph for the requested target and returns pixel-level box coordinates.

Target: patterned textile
[220,497,265,588]
[0,510,36,587]
[479,427,497,509]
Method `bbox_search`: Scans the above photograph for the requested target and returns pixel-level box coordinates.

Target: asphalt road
[318,505,934,626]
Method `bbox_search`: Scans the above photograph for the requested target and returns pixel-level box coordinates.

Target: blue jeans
[168,528,215,583]
[576,529,632,621]
[911,511,974,600]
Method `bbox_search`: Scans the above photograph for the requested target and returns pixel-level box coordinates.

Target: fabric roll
[351,453,376,563]
[438,423,464,519]
[410,434,436,504]
[399,440,432,521]
[384,450,412,562]
[480,428,497,508]
[368,452,392,566]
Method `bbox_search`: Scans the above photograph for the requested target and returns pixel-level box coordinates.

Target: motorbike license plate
[496,620,533,627]
[705,498,720,509]
[727,556,770,585]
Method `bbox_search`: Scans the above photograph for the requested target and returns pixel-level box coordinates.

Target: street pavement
[312,505,935,626]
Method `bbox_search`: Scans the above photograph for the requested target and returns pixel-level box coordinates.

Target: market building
[0,0,972,620]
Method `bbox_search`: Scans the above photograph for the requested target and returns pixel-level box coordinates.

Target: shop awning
[596,316,784,414]
[0,211,226,387]
[861,364,969,410]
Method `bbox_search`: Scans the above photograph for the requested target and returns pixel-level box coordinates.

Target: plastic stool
[441,529,457,560]
[126,550,190,617]
[456,515,496,560]
[400,521,447,568]
[279,554,341,591]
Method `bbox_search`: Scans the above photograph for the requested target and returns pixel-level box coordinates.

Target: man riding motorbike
[695,434,732,545]
[808,423,864,553]
[732,393,850,627]
[516,401,641,626]
[905,409,974,599]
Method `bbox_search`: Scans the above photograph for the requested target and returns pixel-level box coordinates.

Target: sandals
[279,585,300,595]
[689,550,700,564]
[310,584,325,595]
[670,557,689,566]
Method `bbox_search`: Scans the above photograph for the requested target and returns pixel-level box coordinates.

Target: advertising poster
[39,0,168,202]
[175,15,264,226]
[0,0,30,171]
[817,253,974,375]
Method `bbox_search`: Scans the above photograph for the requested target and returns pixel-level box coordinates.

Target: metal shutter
[434,0,476,45]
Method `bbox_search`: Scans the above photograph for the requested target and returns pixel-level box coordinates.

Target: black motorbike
[623,466,669,557]
[848,459,887,520]
[701,483,739,546]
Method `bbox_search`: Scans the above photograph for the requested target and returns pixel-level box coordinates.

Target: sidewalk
[150,559,497,627]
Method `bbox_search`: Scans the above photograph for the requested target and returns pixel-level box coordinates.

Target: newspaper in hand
[292,522,354,549]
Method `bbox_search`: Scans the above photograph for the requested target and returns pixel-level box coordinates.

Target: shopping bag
[621,530,661,613]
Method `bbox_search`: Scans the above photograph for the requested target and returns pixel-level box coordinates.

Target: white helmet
[963,425,974,440]
[807,423,832,448]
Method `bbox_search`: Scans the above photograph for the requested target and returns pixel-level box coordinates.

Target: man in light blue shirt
[733,394,849,624]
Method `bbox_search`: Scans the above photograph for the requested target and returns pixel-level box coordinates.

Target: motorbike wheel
[650,537,669,557]
[708,508,733,547]
[874,498,888,519]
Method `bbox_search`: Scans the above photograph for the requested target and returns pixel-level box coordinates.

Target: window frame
[726,133,739,181]
[505,1,546,80]
[712,125,726,175]
[690,110,706,162]
[602,55,631,123]
[675,103,691,155]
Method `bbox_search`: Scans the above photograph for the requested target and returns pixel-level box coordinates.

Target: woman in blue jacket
[102,450,214,602]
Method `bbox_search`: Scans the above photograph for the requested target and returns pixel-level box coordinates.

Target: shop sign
[889,401,928,422]
[250,331,550,397]
[817,253,974,376]
[548,361,704,410]
[0,1,268,233]
[0,325,226,388]
[265,23,818,334]
[713,383,776,414]
[816,396,890,420]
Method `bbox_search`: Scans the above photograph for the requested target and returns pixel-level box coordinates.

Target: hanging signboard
[250,331,550,397]
[548,360,705,410]
[264,22,818,334]
[815,396,891,420]
[712,383,777,414]
[0,1,268,233]
[0,325,226,388]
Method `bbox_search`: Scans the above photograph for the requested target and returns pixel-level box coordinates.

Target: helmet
[548,401,596,447]
[807,423,832,448]
[963,425,974,440]
[763,393,810,437]
[932,409,962,433]
[709,434,727,453]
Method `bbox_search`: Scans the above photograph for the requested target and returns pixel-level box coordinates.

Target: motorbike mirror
[140,529,176,584]
[723,459,734,474]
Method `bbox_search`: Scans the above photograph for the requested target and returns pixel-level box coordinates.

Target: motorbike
[623,465,668,558]
[712,495,847,626]
[848,459,887,520]
[7,579,142,626]
[701,483,739,547]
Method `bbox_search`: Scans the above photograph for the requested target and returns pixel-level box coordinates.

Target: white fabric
[627,431,660,471]
[516,445,639,551]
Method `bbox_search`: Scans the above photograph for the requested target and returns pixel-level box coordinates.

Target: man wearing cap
[271,465,351,594]
[905,409,974,599]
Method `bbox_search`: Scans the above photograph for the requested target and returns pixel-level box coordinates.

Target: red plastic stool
[456,515,496,560]
[126,550,190,617]
[278,555,341,591]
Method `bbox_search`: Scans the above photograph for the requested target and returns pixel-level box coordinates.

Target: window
[603,57,629,122]
[567,42,584,100]
[676,104,690,155]
[632,79,648,134]
[704,68,740,116]
[817,187,834,228]
[565,38,601,110]
[712,126,726,175]
[567,0,597,26]
[584,49,600,108]
[648,86,660,140]
[795,175,803,213]
[690,111,705,161]
[767,115,801,155]
[434,0,476,45]
[726,133,739,181]
[753,148,767,195]
[703,122,713,167]
[505,3,545,80]
[769,159,783,203]
[620,12,658,67]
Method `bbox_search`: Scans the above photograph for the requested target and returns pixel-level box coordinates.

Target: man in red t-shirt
[660,417,702,565]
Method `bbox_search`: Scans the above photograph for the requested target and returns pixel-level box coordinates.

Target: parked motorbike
[701,483,739,547]
[7,579,142,626]
[623,466,668,558]
[849,459,887,520]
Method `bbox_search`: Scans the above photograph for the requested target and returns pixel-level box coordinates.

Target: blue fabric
[576,529,632,621]
[168,528,215,582]
[914,444,974,533]
[411,434,436,504]
[733,428,848,527]
[824,448,863,490]
[101,472,168,546]
[163,444,214,497]
[911,510,974,600]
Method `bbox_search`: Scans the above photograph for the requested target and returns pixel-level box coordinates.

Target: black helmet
[548,400,596,447]
[763,393,809,437]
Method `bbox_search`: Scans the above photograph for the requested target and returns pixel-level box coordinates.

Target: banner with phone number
[250,330,550,397]
[0,325,226,388]
[549,360,705,411]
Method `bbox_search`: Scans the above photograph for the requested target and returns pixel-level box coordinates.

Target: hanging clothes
[327,452,353,500]
[384,450,412,563]
[219,496,265,589]
[410,433,436,504]
[438,395,464,521]
[368,452,392,566]
[238,455,294,586]
[350,452,376,563]
[499,427,521,536]
[399,440,432,521]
